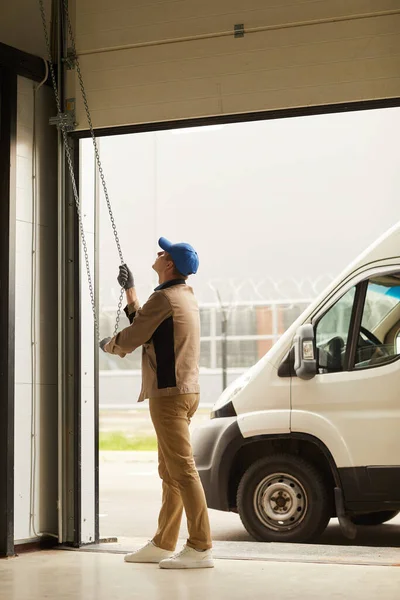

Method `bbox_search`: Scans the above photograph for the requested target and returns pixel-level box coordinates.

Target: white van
[193,224,400,543]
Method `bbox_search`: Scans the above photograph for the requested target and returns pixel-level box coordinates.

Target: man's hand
[117,264,134,290]
[100,337,112,352]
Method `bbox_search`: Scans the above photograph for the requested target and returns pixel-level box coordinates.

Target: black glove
[117,263,134,290]
[100,337,112,352]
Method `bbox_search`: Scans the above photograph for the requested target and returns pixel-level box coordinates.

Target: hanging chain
[61,0,125,335]
[39,0,124,338]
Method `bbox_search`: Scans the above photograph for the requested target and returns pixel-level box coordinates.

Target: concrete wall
[14,76,58,543]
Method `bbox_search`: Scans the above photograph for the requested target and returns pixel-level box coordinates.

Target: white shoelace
[170,545,190,559]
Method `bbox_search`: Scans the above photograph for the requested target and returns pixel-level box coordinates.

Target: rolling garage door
[69,0,400,131]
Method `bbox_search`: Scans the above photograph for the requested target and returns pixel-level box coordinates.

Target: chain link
[62,0,124,267]
[39,0,125,339]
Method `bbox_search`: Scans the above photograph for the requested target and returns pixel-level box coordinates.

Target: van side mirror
[294,324,317,380]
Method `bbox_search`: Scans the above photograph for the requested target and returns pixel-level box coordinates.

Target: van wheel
[351,511,399,526]
[237,454,331,543]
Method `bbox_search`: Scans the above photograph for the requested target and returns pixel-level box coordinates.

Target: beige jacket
[104,280,200,402]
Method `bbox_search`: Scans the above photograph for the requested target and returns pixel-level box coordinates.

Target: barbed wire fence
[99,276,335,375]
[201,275,335,305]
[102,275,335,313]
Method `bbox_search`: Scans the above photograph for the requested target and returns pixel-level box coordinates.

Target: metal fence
[98,277,333,407]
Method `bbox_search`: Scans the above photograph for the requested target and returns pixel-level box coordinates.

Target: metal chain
[62,1,124,261]
[39,0,124,338]
[61,0,125,335]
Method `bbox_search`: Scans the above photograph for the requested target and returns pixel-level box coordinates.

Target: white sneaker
[159,544,214,569]
[124,541,174,564]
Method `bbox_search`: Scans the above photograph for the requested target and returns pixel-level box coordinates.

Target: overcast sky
[81,106,400,307]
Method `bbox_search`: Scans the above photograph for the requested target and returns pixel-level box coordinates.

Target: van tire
[237,454,331,543]
[351,510,399,526]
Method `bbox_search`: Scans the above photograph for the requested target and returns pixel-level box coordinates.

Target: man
[100,237,213,569]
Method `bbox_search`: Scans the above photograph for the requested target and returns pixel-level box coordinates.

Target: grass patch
[99,432,157,451]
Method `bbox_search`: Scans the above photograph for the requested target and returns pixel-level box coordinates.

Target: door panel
[291,271,400,472]
[291,359,400,467]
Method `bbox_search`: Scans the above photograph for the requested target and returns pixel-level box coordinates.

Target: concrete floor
[1,549,400,600]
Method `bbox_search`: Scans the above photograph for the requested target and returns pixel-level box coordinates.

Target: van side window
[315,287,356,373]
[354,274,400,369]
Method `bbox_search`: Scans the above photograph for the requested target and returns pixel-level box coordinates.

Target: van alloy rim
[253,473,308,532]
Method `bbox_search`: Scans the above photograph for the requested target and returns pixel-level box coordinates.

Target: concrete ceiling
[0,0,52,57]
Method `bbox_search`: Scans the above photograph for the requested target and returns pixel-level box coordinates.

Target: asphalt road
[99,452,400,547]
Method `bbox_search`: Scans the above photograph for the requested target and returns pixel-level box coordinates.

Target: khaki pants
[149,393,212,551]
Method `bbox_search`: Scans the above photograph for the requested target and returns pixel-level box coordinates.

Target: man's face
[152,250,172,275]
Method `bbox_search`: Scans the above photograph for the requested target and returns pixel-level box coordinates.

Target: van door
[291,270,400,505]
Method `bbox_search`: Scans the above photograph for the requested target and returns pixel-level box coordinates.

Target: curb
[99,450,158,463]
